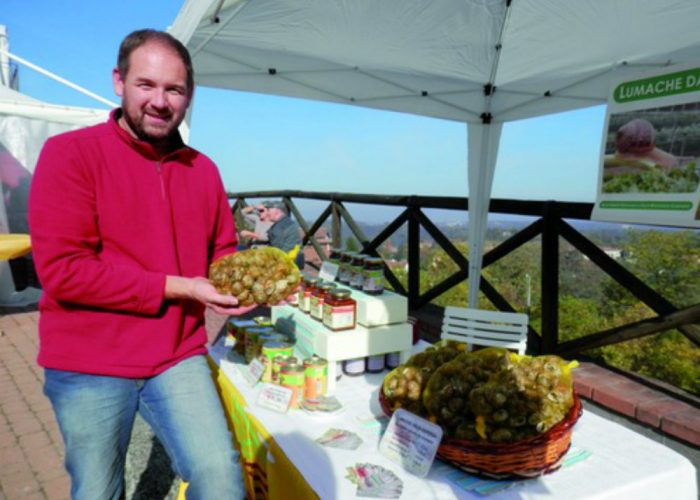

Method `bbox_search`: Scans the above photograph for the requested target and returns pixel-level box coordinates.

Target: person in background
[239,203,272,248]
[264,200,305,270]
[28,29,251,500]
[0,144,31,235]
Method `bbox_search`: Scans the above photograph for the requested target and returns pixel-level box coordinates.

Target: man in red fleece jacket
[29,29,250,499]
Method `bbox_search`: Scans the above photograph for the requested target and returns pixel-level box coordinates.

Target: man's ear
[112,67,124,98]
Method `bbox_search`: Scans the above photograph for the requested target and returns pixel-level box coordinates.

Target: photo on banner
[593,63,700,228]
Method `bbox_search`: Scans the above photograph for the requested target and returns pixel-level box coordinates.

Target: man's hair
[117,29,194,93]
[263,201,289,215]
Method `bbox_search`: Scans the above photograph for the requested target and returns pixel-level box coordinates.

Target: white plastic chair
[440,306,529,354]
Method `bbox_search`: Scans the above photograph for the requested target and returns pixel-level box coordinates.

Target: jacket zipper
[156,160,166,200]
[156,158,183,274]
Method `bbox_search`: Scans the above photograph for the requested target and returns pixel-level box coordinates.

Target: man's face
[268,208,285,222]
[112,42,192,144]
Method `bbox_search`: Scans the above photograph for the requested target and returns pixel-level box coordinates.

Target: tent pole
[467,122,502,309]
[0,49,117,108]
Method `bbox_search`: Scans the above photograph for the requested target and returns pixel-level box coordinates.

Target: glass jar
[362,257,385,295]
[322,288,356,331]
[337,251,356,284]
[366,354,386,373]
[328,247,343,265]
[310,281,337,321]
[349,253,368,290]
[342,357,366,376]
[303,355,328,400]
[298,276,321,314]
[280,361,305,409]
[385,352,401,369]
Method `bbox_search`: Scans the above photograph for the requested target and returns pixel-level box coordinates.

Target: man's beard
[121,100,182,144]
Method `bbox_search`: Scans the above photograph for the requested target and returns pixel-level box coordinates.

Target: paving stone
[591,379,641,417]
[1,469,42,497]
[40,474,71,500]
[19,430,52,450]
[636,396,689,428]
[662,409,700,447]
[12,422,45,441]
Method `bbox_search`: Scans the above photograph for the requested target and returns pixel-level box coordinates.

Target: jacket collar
[109,108,187,161]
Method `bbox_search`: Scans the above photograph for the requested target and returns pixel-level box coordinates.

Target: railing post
[540,201,559,354]
[331,201,342,248]
[407,204,420,309]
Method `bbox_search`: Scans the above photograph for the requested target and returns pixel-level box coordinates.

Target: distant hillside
[326,217,678,249]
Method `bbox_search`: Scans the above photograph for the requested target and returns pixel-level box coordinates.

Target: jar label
[300,291,312,312]
[323,304,355,329]
[363,269,384,292]
[350,271,364,288]
[311,298,325,319]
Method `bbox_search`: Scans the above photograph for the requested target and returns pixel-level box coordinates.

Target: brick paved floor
[0,311,69,500]
[0,309,227,500]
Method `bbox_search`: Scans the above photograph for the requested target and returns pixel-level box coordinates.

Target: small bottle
[298,276,321,314]
[337,251,356,284]
[362,257,385,295]
[366,354,386,373]
[310,281,337,321]
[349,254,368,290]
[280,361,305,409]
[328,247,343,265]
[385,352,401,369]
[342,357,366,376]
[322,288,356,331]
[303,355,328,400]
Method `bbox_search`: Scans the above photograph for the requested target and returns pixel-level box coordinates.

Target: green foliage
[410,227,700,395]
[345,236,360,252]
[602,162,699,193]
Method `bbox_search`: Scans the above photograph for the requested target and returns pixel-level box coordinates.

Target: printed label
[379,409,443,477]
[257,383,293,413]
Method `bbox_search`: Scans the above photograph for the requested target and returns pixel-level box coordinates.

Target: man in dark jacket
[264,201,305,269]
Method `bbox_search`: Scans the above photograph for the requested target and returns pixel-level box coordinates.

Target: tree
[345,236,360,252]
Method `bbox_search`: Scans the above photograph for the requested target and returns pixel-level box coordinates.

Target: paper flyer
[593,62,700,228]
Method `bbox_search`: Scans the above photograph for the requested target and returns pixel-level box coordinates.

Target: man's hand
[239,229,257,239]
[165,276,258,316]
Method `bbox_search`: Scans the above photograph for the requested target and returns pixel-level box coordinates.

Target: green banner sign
[614,67,700,103]
[599,201,693,211]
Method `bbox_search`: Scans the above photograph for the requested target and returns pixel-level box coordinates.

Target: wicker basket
[379,390,582,479]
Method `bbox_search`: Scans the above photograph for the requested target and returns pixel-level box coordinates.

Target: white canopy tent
[0,84,107,305]
[170,0,700,307]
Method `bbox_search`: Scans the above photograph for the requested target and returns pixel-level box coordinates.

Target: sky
[2,1,608,223]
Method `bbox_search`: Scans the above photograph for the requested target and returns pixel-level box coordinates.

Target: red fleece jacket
[28,110,237,377]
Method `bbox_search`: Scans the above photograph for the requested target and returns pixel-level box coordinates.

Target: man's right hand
[165,276,258,316]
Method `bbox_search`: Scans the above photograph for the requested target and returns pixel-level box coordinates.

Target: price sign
[256,383,293,413]
[242,358,265,387]
[379,408,443,477]
[318,261,339,282]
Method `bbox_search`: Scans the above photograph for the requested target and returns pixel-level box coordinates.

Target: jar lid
[330,288,352,299]
[318,281,338,291]
[364,257,383,266]
[352,253,368,263]
[304,276,322,285]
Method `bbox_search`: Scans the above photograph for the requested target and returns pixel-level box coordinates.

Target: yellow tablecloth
[178,357,317,500]
[0,234,31,260]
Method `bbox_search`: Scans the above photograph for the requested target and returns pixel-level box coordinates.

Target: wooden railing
[228,190,700,364]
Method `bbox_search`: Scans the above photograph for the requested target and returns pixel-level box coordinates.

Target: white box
[349,289,408,327]
[271,305,412,391]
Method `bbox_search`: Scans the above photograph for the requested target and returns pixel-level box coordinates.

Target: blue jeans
[44,355,244,500]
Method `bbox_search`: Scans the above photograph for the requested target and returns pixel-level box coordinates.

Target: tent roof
[0,85,107,126]
[171,0,700,124]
